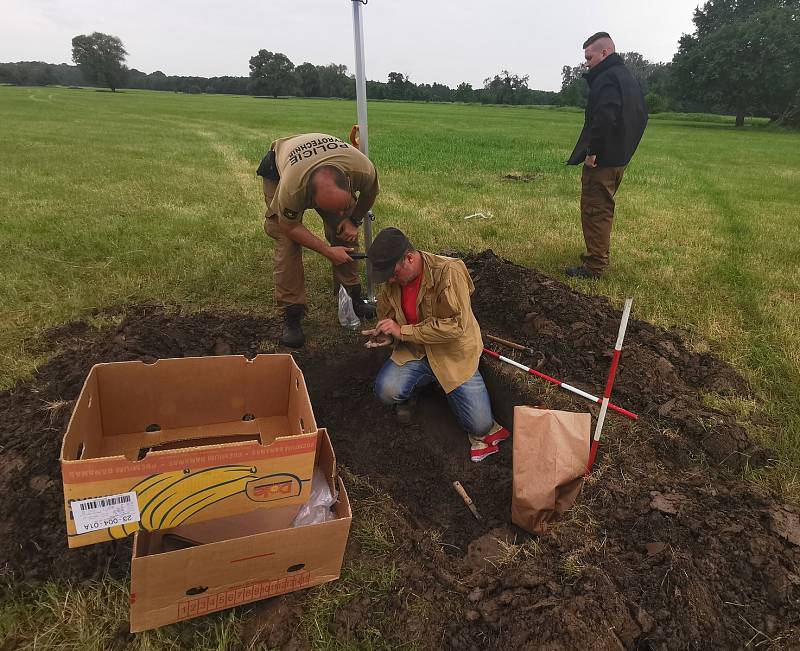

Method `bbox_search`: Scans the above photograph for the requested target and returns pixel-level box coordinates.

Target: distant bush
[646,93,665,114]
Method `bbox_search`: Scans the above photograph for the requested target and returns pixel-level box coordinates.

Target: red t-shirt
[401,273,423,324]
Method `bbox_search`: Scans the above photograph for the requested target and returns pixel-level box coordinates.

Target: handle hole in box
[242,413,255,421]
[186,586,208,596]
[287,563,305,573]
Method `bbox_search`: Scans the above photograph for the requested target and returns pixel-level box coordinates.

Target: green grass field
[0,85,799,647]
[2,86,798,468]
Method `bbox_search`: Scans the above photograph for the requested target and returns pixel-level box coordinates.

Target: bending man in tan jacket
[362,227,508,462]
[256,132,379,348]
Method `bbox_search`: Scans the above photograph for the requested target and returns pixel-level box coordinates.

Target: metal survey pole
[351,0,375,300]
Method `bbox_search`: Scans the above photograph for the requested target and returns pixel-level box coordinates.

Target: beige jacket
[377,251,483,393]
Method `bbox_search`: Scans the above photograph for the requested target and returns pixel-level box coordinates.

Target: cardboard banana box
[129,428,351,632]
[61,354,318,549]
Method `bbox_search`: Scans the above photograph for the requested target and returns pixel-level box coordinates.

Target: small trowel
[453,480,482,520]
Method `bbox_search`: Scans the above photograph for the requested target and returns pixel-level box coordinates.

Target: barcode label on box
[71,492,140,533]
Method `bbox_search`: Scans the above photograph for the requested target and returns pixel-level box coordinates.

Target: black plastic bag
[256,149,280,181]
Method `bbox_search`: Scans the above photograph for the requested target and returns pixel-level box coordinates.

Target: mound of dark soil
[0,256,797,650]
[467,251,759,470]
[0,304,279,585]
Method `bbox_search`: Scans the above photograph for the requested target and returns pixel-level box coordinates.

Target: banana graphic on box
[105,465,303,540]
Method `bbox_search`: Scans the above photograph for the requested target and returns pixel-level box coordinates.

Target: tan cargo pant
[580,164,626,275]
[263,178,360,307]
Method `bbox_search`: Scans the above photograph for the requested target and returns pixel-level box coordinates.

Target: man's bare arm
[280,220,353,265]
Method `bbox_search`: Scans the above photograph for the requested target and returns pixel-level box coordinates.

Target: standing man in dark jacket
[566,32,648,279]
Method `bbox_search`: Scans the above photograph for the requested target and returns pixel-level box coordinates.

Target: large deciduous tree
[295,62,321,97]
[71,32,129,92]
[386,72,410,100]
[248,50,295,98]
[318,64,353,99]
[482,70,530,105]
[671,0,800,125]
[454,82,474,103]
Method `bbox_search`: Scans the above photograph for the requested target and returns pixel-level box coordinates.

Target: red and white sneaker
[470,442,499,462]
[483,426,510,446]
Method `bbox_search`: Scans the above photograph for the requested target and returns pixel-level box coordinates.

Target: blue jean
[374,357,495,437]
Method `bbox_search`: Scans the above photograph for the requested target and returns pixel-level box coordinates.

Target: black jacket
[567,53,648,167]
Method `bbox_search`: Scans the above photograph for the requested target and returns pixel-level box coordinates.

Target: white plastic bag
[292,466,339,527]
[338,285,360,329]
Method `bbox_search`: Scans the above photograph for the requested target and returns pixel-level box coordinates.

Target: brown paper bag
[511,407,590,534]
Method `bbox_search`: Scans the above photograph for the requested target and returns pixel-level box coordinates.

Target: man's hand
[327,246,354,266]
[584,154,597,168]
[375,318,402,340]
[362,328,393,348]
[337,218,359,243]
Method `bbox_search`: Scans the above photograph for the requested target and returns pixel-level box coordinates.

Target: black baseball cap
[367,227,411,283]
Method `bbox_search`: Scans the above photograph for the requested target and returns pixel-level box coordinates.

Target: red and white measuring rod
[586,297,634,474]
[482,348,638,421]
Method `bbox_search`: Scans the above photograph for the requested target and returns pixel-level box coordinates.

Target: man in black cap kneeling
[362,227,509,462]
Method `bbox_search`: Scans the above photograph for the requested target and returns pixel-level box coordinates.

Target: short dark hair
[583,32,611,49]
[309,164,349,196]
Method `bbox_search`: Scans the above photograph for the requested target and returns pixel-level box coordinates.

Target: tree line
[0,52,560,106]
[246,49,559,105]
[1,0,797,125]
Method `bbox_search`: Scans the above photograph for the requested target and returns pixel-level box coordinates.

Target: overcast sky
[1,0,701,91]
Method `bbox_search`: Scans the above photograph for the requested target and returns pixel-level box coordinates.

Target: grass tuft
[0,576,251,651]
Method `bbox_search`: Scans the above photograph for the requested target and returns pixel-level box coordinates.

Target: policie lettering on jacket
[261,132,379,225]
[287,137,350,166]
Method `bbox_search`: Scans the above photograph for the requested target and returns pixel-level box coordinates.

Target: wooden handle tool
[485,333,533,354]
[453,481,482,520]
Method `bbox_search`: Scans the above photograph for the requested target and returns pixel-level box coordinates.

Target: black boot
[346,284,377,320]
[281,305,305,348]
